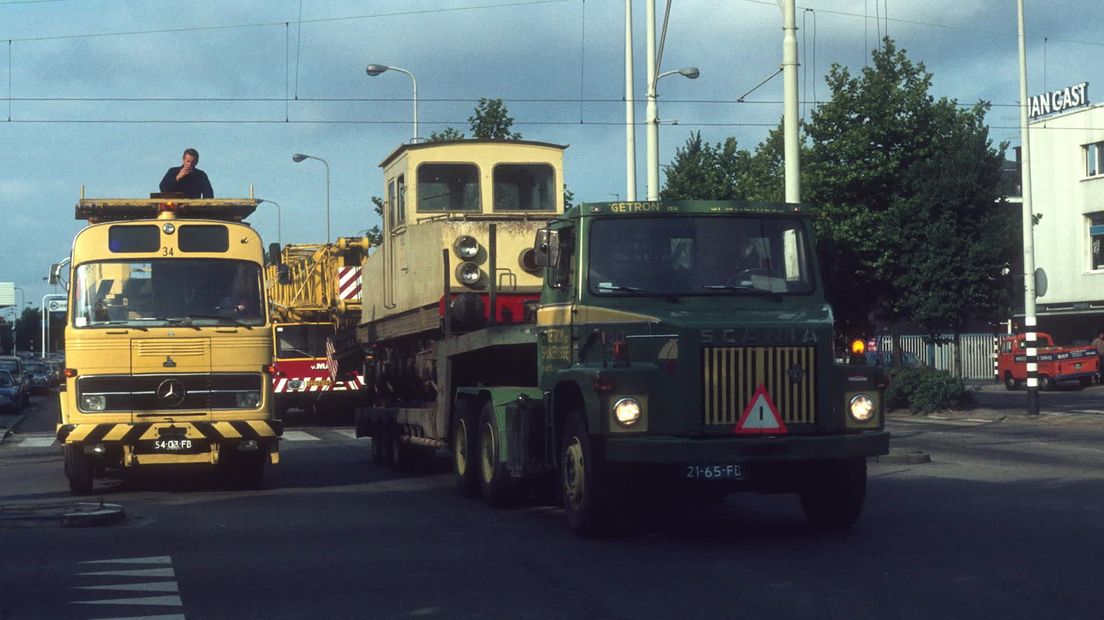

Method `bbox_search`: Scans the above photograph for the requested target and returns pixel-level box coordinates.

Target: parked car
[23,360,56,393]
[0,356,30,407]
[0,369,22,412]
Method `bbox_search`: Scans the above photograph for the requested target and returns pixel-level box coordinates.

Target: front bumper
[604,430,890,464]
[56,420,283,467]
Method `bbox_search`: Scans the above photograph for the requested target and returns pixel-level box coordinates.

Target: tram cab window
[493,164,555,211]
[417,163,480,212]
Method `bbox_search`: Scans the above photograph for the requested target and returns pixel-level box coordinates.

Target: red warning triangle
[734,384,788,435]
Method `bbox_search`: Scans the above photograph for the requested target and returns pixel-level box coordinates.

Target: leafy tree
[428,127,465,142]
[660,125,787,202]
[805,39,1010,370]
[468,98,522,140]
[14,306,41,353]
[363,196,384,247]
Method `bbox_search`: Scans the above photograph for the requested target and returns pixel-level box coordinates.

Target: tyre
[370,430,385,465]
[1003,372,1019,391]
[64,444,94,495]
[560,410,611,537]
[1040,375,1054,391]
[478,400,514,507]
[1079,377,1092,388]
[799,458,867,531]
[388,426,414,472]
[451,398,481,498]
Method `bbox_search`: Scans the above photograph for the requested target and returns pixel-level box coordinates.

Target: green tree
[660,125,787,202]
[805,39,1010,368]
[428,127,465,142]
[14,306,41,353]
[468,98,522,140]
[363,196,384,246]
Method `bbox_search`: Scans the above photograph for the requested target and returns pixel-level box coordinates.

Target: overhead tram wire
[0,0,575,43]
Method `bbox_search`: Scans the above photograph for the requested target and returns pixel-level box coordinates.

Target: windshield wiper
[280,346,316,358]
[164,314,253,329]
[596,284,648,294]
[701,284,783,300]
[94,320,147,331]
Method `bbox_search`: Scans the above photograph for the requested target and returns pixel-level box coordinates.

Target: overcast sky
[1,0,1100,317]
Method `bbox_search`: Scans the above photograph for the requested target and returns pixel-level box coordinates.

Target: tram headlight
[453,235,480,260]
[849,394,875,422]
[612,397,641,427]
[236,391,262,409]
[455,262,484,287]
[80,394,106,412]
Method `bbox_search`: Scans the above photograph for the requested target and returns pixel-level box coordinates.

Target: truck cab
[529,201,889,534]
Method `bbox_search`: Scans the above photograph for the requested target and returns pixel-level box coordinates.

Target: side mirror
[278,264,291,285]
[532,229,560,268]
[268,243,282,267]
[49,264,61,286]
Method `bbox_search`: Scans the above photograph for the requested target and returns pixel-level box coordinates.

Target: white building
[1023,86,1104,342]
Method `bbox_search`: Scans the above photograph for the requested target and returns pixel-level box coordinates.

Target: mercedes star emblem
[156,379,186,407]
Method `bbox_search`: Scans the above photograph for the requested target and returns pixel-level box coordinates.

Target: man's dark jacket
[159,167,214,198]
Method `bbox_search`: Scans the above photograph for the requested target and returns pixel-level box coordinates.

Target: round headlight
[849,394,875,422]
[236,391,262,409]
[518,248,541,274]
[613,397,641,426]
[80,394,106,412]
[162,223,176,234]
[453,235,480,259]
[455,262,483,287]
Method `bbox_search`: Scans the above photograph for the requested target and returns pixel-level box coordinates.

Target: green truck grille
[702,346,816,426]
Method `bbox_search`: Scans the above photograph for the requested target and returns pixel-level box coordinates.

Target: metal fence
[877,333,996,380]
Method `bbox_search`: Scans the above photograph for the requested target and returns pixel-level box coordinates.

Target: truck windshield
[72,259,264,328]
[588,216,815,296]
[275,324,333,359]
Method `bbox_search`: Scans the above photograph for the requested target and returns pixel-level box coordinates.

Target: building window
[1090,215,1104,269]
[1086,141,1104,178]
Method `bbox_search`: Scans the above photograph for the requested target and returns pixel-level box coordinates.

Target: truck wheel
[1003,372,1019,391]
[237,452,266,490]
[451,398,480,498]
[1040,375,1054,391]
[560,411,611,537]
[478,400,514,507]
[799,458,867,531]
[388,427,414,472]
[370,431,385,465]
[64,445,94,495]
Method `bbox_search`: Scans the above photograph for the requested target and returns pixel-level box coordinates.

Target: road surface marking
[334,429,358,439]
[81,557,172,566]
[75,595,183,606]
[76,582,180,593]
[282,430,321,441]
[16,435,56,448]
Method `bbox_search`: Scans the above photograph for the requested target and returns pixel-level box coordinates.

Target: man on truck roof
[159,147,214,198]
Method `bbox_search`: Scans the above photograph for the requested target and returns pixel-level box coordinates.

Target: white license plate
[153,439,194,451]
[683,464,743,480]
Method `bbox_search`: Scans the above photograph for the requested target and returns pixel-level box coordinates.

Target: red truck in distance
[997,332,1100,390]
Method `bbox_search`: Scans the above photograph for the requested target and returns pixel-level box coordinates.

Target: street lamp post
[261,199,282,246]
[11,287,24,355]
[366,64,418,142]
[1017,0,1040,415]
[291,154,330,243]
[645,66,699,200]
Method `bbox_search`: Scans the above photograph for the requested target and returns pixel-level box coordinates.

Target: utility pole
[1017,0,1040,415]
[625,0,637,201]
[780,0,801,204]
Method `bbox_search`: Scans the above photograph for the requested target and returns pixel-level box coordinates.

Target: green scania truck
[353,199,889,536]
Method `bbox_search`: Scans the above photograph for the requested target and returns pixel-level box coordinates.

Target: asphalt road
[2,394,1103,619]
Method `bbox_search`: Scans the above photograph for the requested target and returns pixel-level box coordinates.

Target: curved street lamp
[646,66,699,200]
[365,63,419,142]
[292,154,330,243]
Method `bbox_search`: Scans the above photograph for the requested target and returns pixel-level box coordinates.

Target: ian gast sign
[1029,82,1089,119]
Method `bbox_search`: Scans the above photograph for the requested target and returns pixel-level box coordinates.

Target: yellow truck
[55,193,281,493]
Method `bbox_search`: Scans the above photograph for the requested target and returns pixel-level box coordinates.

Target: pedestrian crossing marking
[87,615,185,620]
[76,582,179,593]
[72,555,184,617]
[334,429,358,439]
[79,568,175,578]
[81,557,172,565]
[282,430,321,441]
[17,435,56,448]
[76,595,183,607]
